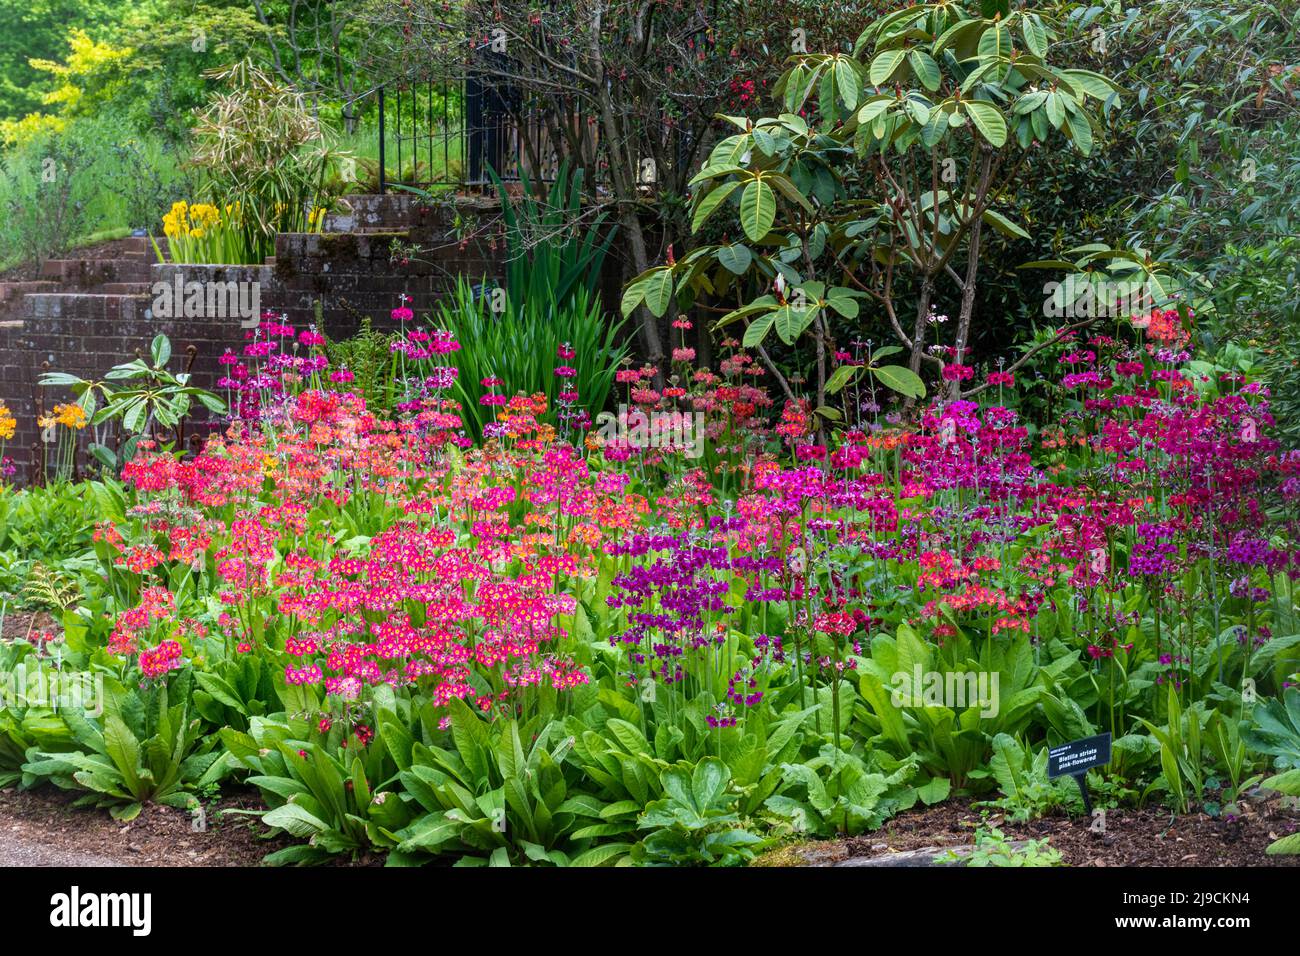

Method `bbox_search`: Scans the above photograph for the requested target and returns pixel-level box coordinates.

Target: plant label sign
[1047,732,1112,778]
[1047,732,1111,816]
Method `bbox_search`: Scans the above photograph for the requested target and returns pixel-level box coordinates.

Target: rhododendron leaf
[784,64,820,112]
[37,371,82,386]
[1060,69,1120,101]
[621,265,670,321]
[982,209,1030,239]
[150,334,171,368]
[691,180,740,233]
[869,48,906,86]
[909,50,941,92]
[965,101,1008,148]
[855,96,892,126]
[978,19,1011,58]
[774,304,815,345]
[716,243,753,275]
[826,294,859,318]
[196,392,227,414]
[768,172,814,213]
[119,396,147,434]
[869,364,926,399]
[740,178,776,242]
[688,163,747,186]
[834,58,860,110]
[932,19,981,57]
[1045,91,1065,129]
[826,364,862,394]
[1018,259,1079,270]
[642,267,676,317]
[742,310,776,348]
[1021,13,1048,58]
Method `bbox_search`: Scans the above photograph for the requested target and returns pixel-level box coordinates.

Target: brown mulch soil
[0,785,381,867]
[0,610,58,642]
[775,792,1300,867]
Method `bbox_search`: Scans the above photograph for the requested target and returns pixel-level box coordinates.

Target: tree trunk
[910,274,934,375]
[588,0,665,374]
[949,216,984,401]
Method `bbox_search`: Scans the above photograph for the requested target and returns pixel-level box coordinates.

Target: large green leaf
[692,758,729,812]
[869,49,907,86]
[150,334,172,368]
[870,364,926,399]
[740,178,776,242]
[964,101,1008,147]
[263,804,330,838]
[1020,13,1048,57]
[716,243,753,275]
[826,364,862,394]
[909,50,941,92]
[982,209,1030,239]
[103,715,142,798]
[742,310,776,348]
[834,59,860,110]
[691,181,740,233]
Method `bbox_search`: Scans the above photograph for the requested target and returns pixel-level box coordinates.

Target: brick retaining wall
[0,198,515,483]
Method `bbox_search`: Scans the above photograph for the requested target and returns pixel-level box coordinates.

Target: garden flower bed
[3,304,1297,867]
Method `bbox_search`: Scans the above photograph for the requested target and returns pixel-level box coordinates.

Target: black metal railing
[370,74,594,193]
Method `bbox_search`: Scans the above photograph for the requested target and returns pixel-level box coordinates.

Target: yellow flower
[53,403,87,429]
[189,203,220,228]
[0,402,15,441]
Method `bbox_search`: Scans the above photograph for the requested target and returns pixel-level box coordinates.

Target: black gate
[371,73,587,192]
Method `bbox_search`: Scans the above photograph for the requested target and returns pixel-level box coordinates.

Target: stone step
[0,280,59,306]
[22,292,153,323]
[100,282,154,295]
[122,235,168,260]
[831,842,1033,867]
[39,258,152,285]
